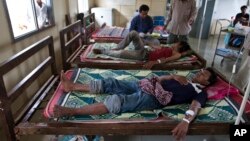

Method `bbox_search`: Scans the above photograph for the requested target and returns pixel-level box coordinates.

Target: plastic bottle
[230,16,234,27]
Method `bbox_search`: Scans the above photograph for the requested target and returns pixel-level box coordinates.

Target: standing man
[35,0,49,28]
[163,0,197,44]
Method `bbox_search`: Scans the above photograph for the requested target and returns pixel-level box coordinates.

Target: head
[241,5,247,14]
[172,41,191,53]
[36,0,42,6]
[192,68,217,86]
[139,4,150,19]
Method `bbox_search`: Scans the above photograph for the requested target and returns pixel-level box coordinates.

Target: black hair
[205,67,217,86]
[178,41,191,53]
[77,13,84,25]
[241,5,247,11]
[139,4,150,13]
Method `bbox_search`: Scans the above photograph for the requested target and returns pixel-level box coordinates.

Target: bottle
[230,16,234,27]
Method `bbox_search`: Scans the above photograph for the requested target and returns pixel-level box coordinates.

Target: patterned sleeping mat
[44,68,244,123]
[91,26,168,43]
[92,26,129,39]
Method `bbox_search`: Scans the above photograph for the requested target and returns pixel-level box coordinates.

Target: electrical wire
[226,33,246,97]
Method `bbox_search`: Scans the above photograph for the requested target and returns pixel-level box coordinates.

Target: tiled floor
[190,35,237,79]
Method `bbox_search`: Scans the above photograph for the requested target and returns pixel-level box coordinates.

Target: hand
[146,32,151,36]
[111,48,120,50]
[241,17,247,21]
[143,61,157,69]
[139,32,145,38]
[188,19,194,25]
[172,121,189,141]
[172,75,188,85]
[162,25,167,31]
[155,76,167,83]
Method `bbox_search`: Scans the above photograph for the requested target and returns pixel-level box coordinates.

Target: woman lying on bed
[54,68,217,141]
[93,30,191,69]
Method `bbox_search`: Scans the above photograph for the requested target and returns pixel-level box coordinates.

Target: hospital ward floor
[19,35,237,141]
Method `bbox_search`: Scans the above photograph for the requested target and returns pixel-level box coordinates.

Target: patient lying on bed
[93,31,191,69]
[53,68,217,140]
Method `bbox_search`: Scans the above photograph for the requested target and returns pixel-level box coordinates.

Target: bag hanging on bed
[224,33,231,45]
[229,36,244,48]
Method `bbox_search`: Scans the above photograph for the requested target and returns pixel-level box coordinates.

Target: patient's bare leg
[61,71,90,92]
[53,103,109,117]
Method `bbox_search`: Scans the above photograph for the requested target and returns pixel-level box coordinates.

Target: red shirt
[148,47,173,61]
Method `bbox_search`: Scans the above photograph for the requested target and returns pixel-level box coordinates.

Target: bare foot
[92,49,102,54]
[53,105,73,118]
[61,71,75,92]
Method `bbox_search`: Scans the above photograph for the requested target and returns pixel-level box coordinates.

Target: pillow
[205,77,239,100]
[154,25,164,31]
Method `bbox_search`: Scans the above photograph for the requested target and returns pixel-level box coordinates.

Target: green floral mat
[59,68,237,123]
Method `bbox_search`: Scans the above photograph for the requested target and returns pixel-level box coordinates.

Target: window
[78,0,89,13]
[3,0,55,42]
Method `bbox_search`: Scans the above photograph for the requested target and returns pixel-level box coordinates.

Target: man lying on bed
[92,30,191,69]
[53,68,217,141]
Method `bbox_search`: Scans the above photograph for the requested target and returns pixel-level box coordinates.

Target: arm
[181,50,193,57]
[148,16,154,34]
[143,52,181,69]
[233,14,240,26]
[163,0,173,30]
[158,51,182,63]
[188,0,198,25]
[129,17,137,31]
[172,100,201,141]
[158,74,188,85]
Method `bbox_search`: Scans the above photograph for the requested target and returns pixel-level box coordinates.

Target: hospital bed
[60,20,206,70]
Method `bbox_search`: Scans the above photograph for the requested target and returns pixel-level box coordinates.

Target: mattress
[44,68,244,123]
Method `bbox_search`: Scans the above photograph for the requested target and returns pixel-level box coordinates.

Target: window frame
[2,0,55,42]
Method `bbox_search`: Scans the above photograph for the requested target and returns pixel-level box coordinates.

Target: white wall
[211,0,248,34]
[94,0,166,27]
